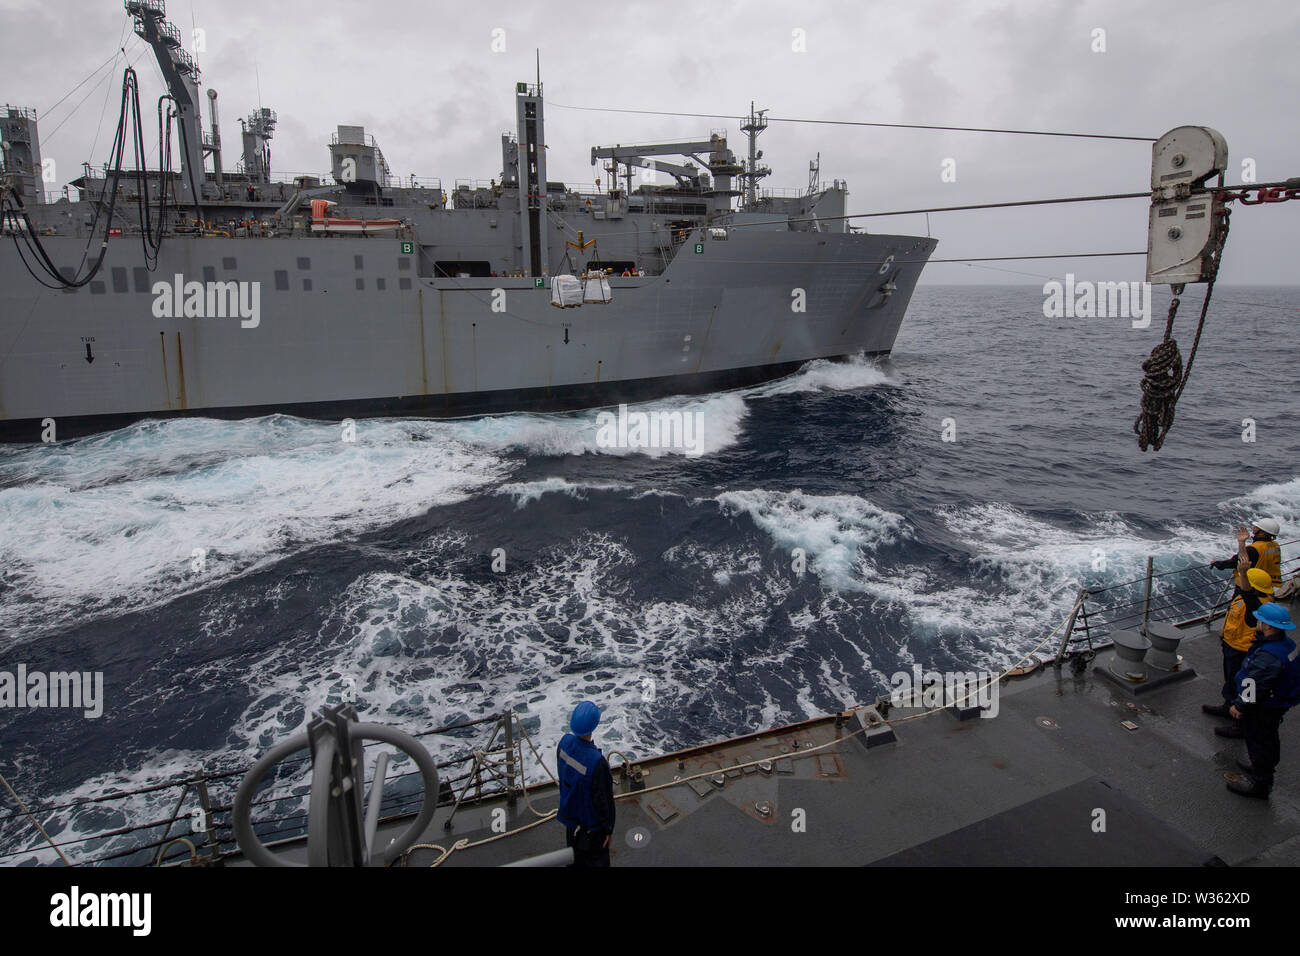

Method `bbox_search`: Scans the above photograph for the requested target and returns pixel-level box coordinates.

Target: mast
[124,0,204,202]
[515,77,548,277]
[739,102,770,210]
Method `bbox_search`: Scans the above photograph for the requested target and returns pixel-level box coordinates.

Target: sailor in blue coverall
[556,700,616,866]
[1227,602,1300,799]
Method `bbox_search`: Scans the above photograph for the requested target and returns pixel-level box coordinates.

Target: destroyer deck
[238,607,1300,867]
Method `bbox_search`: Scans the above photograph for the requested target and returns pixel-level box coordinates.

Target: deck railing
[1053,539,1299,662]
[0,711,541,868]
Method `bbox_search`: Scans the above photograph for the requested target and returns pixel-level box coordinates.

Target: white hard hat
[1253,517,1280,536]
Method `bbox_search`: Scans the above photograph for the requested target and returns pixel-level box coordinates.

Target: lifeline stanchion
[0,771,73,866]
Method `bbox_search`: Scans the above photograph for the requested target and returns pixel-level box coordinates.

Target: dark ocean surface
[1,283,1297,863]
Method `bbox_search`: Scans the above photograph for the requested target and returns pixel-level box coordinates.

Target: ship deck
[242,605,1300,867]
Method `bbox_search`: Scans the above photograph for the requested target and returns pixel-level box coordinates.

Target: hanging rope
[1133,206,1231,451]
[1,66,172,290]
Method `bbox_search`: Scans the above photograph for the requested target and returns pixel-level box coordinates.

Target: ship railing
[124,0,166,19]
[0,710,556,868]
[271,169,333,183]
[1053,539,1300,662]
[156,19,182,49]
[391,175,442,191]
[329,132,382,148]
[2,104,38,121]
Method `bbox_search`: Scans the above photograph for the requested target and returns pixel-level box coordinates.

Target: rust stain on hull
[160,331,172,409]
[439,290,450,394]
[176,331,187,409]
[694,304,718,374]
[418,289,428,395]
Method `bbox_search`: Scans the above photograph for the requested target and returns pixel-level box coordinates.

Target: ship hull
[0,229,935,441]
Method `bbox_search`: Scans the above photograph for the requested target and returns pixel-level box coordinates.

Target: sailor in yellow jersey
[1246,517,1282,588]
[1204,561,1276,737]
[1210,518,1281,587]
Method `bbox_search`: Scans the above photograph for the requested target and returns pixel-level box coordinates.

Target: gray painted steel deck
[243,611,1300,866]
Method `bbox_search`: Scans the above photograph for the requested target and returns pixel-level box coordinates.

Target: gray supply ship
[0,0,934,443]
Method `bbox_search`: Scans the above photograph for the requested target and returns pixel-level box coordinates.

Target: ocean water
[1,283,1296,863]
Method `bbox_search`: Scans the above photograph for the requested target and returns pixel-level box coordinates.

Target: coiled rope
[1134,206,1230,452]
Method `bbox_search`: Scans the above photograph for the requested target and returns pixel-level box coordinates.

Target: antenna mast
[739,102,770,210]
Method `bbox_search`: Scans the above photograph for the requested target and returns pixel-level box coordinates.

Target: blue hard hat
[570,701,601,736]
[1256,603,1296,631]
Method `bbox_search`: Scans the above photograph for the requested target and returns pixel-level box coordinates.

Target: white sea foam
[0,391,753,642]
[0,417,509,643]
[748,354,894,397]
[710,484,1298,668]
[1222,477,1300,555]
[716,489,907,591]
[441,390,749,459]
[2,529,803,863]
[496,477,632,508]
[0,354,896,642]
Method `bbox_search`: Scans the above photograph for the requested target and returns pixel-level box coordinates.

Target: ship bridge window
[586,260,637,275]
[133,267,150,292]
[433,260,492,278]
[222,257,237,270]
[112,267,128,293]
[275,270,289,291]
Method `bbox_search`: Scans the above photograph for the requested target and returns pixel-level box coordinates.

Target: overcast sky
[4,0,1298,284]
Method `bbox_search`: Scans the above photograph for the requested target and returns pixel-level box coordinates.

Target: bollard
[1108,629,1152,683]
[1144,620,1185,671]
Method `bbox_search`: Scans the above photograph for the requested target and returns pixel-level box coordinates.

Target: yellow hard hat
[1247,567,1274,595]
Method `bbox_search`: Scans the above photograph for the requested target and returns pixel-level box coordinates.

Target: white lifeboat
[309,199,403,234]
